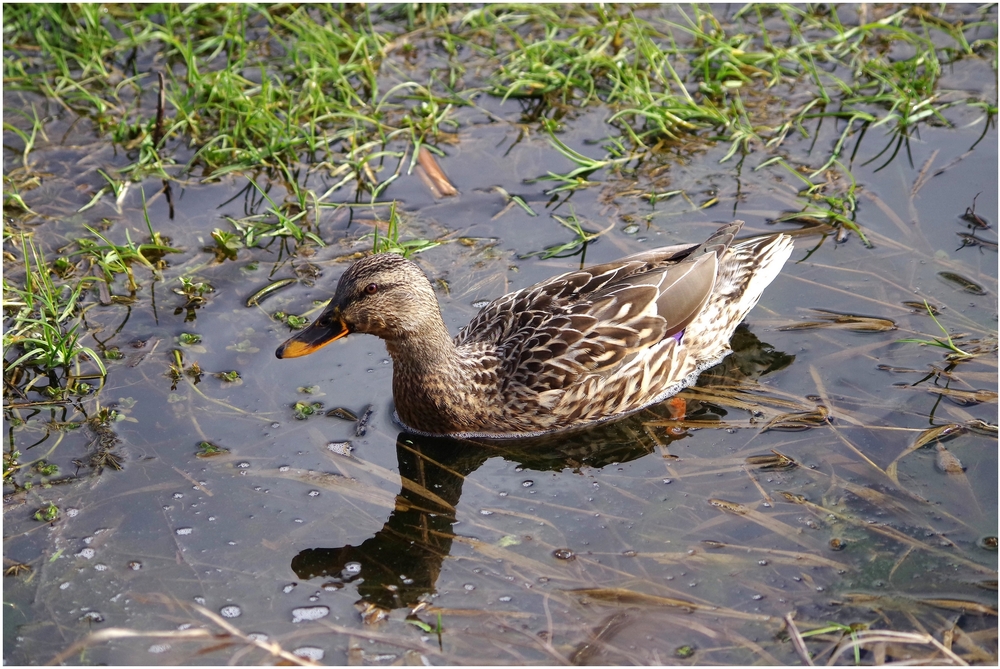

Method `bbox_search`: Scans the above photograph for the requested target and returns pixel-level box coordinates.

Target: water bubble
[219,605,241,618]
[60,582,70,590]
[172,493,183,499]
[343,562,362,576]
[623,224,640,235]
[293,647,325,661]
[498,491,508,497]
[278,465,290,472]
[472,300,490,309]
[499,595,512,602]
[522,480,534,488]
[752,594,764,601]
[76,548,96,559]
[308,490,320,497]
[128,561,142,570]
[463,583,475,591]
[322,581,343,591]
[271,422,280,429]
[94,564,109,571]
[175,527,193,536]
[622,550,637,557]
[247,632,268,642]
[236,462,250,469]
[758,560,769,566]
[148,644,170,654]
[552,548,575,560]
[662,478,672,484]
[79,611,104,622]
[282,583,297,594]
[194,596,206,605]
[480,509,493,516]
[65,508,79,518]
[291,606,330,623]
[83,536,94,545]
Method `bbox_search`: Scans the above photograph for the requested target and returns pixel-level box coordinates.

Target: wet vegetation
[3,3,997,665]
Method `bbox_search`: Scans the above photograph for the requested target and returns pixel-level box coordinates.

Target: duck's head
[276,253,441,359]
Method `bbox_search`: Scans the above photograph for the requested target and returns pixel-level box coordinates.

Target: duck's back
[446,221,791,436]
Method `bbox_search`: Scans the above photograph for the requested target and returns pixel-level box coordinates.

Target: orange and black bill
[275,310,349,359]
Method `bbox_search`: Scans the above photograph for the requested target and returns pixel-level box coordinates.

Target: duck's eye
[364,283,378,295]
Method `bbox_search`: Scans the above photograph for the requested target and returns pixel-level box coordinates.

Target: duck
[276,220,793,439]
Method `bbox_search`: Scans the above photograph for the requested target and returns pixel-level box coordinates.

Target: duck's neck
[383,317,487,434]
[383,316,459,380]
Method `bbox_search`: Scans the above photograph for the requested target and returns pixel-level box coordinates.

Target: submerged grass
[369,201,442,258]
[2,236,105,383]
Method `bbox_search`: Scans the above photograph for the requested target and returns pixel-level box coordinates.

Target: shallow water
[4,5,998,666]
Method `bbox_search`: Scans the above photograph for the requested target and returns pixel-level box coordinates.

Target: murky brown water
[4,7,997,666]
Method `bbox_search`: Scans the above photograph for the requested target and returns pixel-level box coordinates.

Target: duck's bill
[275,316,349,359]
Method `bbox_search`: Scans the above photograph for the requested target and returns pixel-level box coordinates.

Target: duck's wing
[454,243,688,348]
[455,234,731,394]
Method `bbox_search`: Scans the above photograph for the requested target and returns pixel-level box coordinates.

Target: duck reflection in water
[290,327,793,620]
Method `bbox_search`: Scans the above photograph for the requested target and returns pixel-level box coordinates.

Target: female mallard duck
[277,221,793,438]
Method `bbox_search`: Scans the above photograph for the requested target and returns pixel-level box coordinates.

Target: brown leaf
[779,309,896,332]
[745,451,797,470]
[934,443,966,474]
[417,146,458,197]
[761,405,830,432]
[929,388,998,406]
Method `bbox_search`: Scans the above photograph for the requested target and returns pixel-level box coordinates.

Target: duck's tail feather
[682,231,794,366]
[693,220,745,259]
